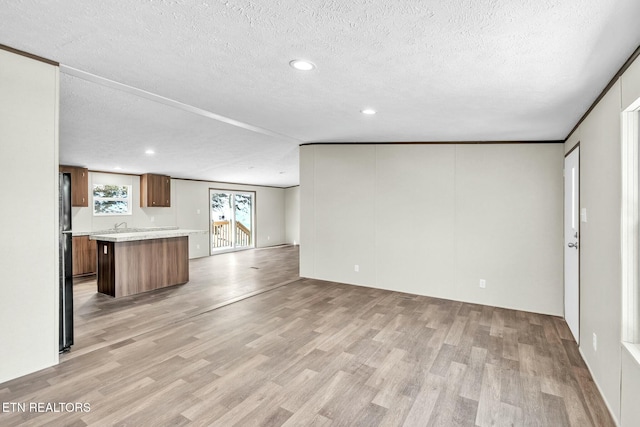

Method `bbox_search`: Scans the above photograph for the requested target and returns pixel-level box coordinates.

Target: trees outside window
[93,184,132,215]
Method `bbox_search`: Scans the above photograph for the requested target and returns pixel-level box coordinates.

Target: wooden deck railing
[236,222,251,247]
[212,220,251,248]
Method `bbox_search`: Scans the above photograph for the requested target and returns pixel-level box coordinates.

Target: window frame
[209,188,256,254]
[92,183,133,216]
[622,100,640,346]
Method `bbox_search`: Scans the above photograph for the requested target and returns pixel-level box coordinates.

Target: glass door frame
[209,188,256,255]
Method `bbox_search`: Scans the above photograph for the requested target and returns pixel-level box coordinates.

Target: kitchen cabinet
[72,235,96,276]
[140,173,171,207]
[59,165,89,207]
[94,234,189,298]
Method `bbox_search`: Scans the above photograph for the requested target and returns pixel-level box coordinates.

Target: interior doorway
[210,189,255,254]
[564,145,580,344]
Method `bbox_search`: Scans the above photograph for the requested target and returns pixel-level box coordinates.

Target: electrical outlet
[354,265,359,272]
[268,236,270,240]
[196,209,200,214]
[479,279,486,288]
[150,216,155,222]
[593,333,597,351]
[196,244,200,249]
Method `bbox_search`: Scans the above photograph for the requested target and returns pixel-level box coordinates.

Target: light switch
[581,208,587,223]
[103,245,107,254]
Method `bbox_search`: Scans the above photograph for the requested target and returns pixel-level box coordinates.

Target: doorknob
[568,242,579,248]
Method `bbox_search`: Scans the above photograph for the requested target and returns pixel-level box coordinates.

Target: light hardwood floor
[0,245,614,426]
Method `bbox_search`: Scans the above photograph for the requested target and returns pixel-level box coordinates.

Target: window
[210,189,255,253]
[93,184,132,216]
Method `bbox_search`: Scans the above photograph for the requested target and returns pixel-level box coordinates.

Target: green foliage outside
[93,184,130,214]
[93,184,129,198]
[211,192,252,228]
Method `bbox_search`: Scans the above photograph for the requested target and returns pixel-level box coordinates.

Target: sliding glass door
[210,189,254,253]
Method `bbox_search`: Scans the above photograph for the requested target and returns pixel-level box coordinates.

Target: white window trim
[209,188,256,254]
[93,184,133,216]
[622,100,640,347]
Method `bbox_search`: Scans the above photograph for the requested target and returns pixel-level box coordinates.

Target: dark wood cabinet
[59,165,89,207]
[97,236,188,297]
[140,173,171,207]
[72,235,97,276]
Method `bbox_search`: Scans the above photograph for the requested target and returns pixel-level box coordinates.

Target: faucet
[114,222,128,231]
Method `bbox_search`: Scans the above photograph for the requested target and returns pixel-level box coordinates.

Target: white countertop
[73,226,179,237]
[89,229,206,242]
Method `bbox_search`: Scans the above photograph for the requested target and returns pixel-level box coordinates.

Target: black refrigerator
[59,172,74,352]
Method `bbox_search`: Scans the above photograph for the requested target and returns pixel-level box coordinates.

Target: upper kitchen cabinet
[59,165,89,207]
[140,173,171,207]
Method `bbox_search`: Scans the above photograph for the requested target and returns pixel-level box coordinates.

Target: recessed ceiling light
[145,149,155,155]
[113,166,122,170]
[289,59,316,71]
[361,109,376,115]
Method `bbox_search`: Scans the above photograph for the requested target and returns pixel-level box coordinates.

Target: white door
[564,147,580,343]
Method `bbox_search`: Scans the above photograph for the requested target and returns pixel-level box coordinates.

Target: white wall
[566,82,623,421]
[69,173,288,259]
[565,52,640,425]
[71,172,177,232]
[175,179,286,258]
[300,143,564,315]
[312,145,377,285]
[375,145,455,298]
[0,50,60,383]
[285,186,300,245]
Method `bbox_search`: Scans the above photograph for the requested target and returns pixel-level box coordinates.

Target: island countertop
[90,228,206,243]
[93,229,205,297]
[73,226,178,237]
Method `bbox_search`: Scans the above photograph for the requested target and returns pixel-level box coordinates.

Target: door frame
[209,188,256,255]
[564,143,580,344]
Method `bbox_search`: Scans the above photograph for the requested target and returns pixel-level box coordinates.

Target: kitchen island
[90,229,204,298]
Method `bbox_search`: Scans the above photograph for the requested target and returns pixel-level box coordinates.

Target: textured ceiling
[2,0,640,186]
